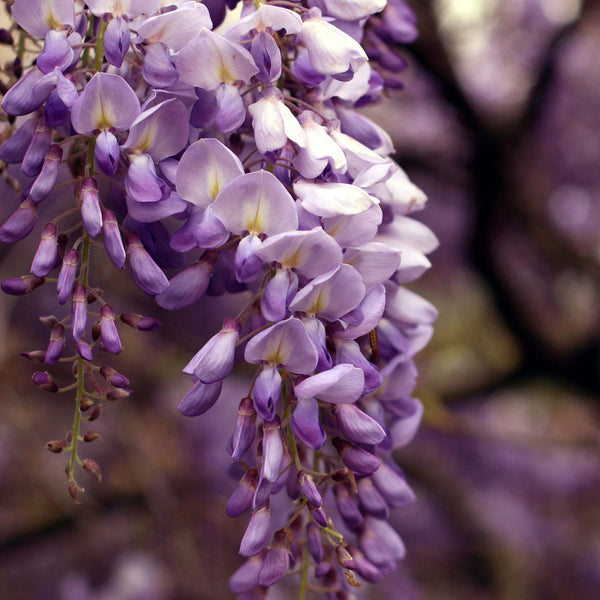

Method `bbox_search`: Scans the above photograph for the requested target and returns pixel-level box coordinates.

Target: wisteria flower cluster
[0,0,438,597]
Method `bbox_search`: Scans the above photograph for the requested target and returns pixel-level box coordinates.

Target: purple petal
[31,222,58,277]
[94,130,120,177]
[104,16,129,68]
[102,209,126,269]
[71,284,87,342]
[229,555,263,594]
[155,260,212,310]
[37,30,73,74]
[227,469,258,518]
[0,117,36,163]
[56,248,78,304]
[261,417,283,484]
[0,198,38,243]
[294,364,364,404]
[216,83,246,134]
[142,42,179,88]
[239,506,271,557]
[231,398,257,464]
[126,232,169,295]
[178,378,223,416]
[290,397,326,450]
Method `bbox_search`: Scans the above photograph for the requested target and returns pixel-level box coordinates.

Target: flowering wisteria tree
[0,0,438,597]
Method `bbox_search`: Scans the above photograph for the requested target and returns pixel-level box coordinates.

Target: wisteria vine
[0,0,438,597]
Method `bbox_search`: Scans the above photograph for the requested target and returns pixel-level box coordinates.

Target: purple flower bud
[0,198,38,243]
[178,378,223,416]
[262,418,284,484]
[333,403,386,446]
[119,312,160,331]
[22,123,51,177]
[126,232,169,296]
[32,371,58,393]
[358,525,395,570]
[251,32,282,84]
[310,506,328,528]
[57,249,78,305]
[229,554,263,594]
[21,350,46,362]
[332,438,380,476]
[346,545,382,583]
[100,365,129,388]
[77,339,93,361]
[258,529,290,586]
[0,29,13,45]
[298,471,322,508]
[155,260,212,310]
[183,318,241,383]
[227,468,259,518]
[104,16,130,67]
[290,397,326,450]
[102,209,126,269]
[252,476,274,511]
[363,516,407,562]
[190,88,217,129]
[95,130,120,176]
[44,90,69,127]
[253,365,281,421]
[357,477,389,520]
[1,275,44,296]
[371,462,416,508]
[334,484,363,530]
[239,505,271,557]
[1,68,50,116]
[71,284,87,341]
[231,397,256,463]
[81,177,102,238]
[0,118,36,163]
[99,304,122,354]
[31,223,58,277]
[45,323,65,366]
[306,522,323,564]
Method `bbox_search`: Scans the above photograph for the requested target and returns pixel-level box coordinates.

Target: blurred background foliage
[1,0,600,598]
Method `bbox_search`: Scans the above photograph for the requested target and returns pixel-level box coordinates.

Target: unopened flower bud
[119,312,160,330]
[332,438,380,476]
[83,431,101,442]
[86,404,102,421]
[0,198,38,243]
[307,522,324,564]
[102,209,126,269]
[29,144,62,202]
[231,397,256,463]
[100,365,129,388]
[46,439,67,453]
[81,177,102,237]
[32,371,58,393]
[57,249,79,305]
[82,458,102,482]
[68,479,81,501]
[21,350,46,362]
[99,304,121,354]
[80,396,94,411]
[258,529,291,587]
[31,223,58,276]
[22,123,51,177]
[71,284,87,341]
[1,274,45,295]
[45,323,65,366]
[76,339,93,361]
[239,505,271,557]
[298,471,322,508]
[226,468,259,518]
[126,232,169,295]
[39,315,58,327]
[106,388,131,401]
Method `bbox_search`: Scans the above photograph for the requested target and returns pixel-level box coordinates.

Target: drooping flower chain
[0,0,437,597]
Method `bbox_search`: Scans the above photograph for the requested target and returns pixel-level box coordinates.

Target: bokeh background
[1,0,600,598]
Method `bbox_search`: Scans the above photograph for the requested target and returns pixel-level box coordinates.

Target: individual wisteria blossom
[0,0,436,597]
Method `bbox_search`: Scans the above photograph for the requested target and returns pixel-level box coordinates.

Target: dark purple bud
[86,404,102,421]
[82,458,102,482]
[45,322,65,366]
[298,471,322,508]
[336,545,356,569]
[0,118,36,163]
[95,130,120,177]
[258,529,290,586]
[1,274,44,295]
[32,371,59,393]
[227,468,259,518]
[77,339,93,360]
[100,365,129,388]
[71,284,87,341]
[310,506,328,528]
[99,304,122,354]
[261,417,283,484]
[31,223,59,277]
[29,144,62,203]
[155,260,212,310]
[240,505,271,557]
[332,438,380,476]
[0,29,13,45]
[231,397,257,463]
[104,16,130,67]
[22,123,51,177]
[307,522,323,564]
[357,477,389,520]
[57,249,79,305]
[83,430,101,442]
[229,557,264,595]
[178,378,223,416]
[0,198,38,243]
[346,545,382,583]
[81,177,102,237]
[119,312,160,331]
[371,462,415,508]
[126,232,170,295]
[333,403,386,446]
[290,397,326,450]
[334,484,363,530]
[102,209,126,269]
[44,90,69,127]
[251,32,282,84]
[46,439,67,453]
[253,365,281,421]
[142,42,178,88]
[203,0,227,29]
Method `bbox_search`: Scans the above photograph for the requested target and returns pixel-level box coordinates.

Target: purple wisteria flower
[0,0,436,596]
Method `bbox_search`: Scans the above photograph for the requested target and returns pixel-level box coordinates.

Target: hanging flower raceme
[0,0,437,596]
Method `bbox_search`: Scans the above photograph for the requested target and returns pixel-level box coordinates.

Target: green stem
[94,20,107,72]
[68,355,86,481]
[298,542,309,600]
